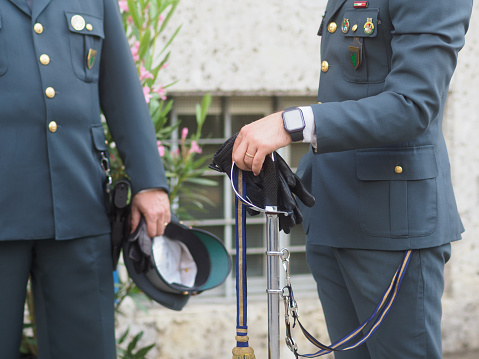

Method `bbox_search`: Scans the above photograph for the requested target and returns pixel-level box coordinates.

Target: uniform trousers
[306,243,451,359]
[0,234,116,359]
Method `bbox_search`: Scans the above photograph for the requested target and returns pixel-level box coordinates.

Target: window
[169,95,317,298]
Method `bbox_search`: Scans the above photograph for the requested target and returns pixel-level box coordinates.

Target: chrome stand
[266,210,281,359]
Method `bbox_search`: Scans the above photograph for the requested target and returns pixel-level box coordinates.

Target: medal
[364,18,375,35]
[342,18,350,34]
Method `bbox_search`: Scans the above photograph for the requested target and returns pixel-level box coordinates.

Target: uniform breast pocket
[65,12,104,83]
[356,146,438,238]
[340,9,389,84]
[0,13,7,76]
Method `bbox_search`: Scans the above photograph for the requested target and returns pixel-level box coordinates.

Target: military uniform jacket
[298,0,473,250]
[0,0,168,241]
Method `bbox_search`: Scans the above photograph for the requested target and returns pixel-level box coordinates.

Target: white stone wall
[117,1,479,357]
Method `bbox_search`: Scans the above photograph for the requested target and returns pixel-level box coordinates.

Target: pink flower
[158,14,165,26]
[161,63,169,70]
[143,86,152,103]
[118,0,129,13]
[140,65,154,81]
[181,127,188,141]
[157,141,166,157]
[153,85,167,100]
[189,140,202,154]
[130,41,140,62]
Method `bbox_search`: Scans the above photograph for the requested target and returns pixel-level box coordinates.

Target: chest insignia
[342,18,350,33]
[348,37,363,69]
[71,15,86,31]
[87,49,97,70]
[364,18,375,35]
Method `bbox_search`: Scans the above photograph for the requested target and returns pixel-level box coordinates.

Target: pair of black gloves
[209,134,315,234]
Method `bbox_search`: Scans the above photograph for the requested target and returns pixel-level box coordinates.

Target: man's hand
[130,189,170,238]
[232,112,291,175]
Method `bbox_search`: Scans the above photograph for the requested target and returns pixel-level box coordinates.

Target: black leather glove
[209,133,265,214]
[275,152,315,233]
[127,217,155,274]
[209,134,315,234]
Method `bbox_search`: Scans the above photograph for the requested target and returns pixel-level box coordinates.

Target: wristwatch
[282,107,305,142]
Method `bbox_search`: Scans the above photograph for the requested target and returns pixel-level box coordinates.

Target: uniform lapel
[32,0,52,21]
[325,0,348,23]
[8,0,32,17]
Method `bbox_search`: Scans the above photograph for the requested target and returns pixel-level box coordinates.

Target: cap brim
[123,241,190,311]
[190,228,232,291]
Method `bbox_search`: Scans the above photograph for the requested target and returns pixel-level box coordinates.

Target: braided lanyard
[232,169,256,359]
[284,249,413,358]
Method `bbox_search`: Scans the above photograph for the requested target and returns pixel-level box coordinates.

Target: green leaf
[139,28,152,63]
[135,344,155,358]
[126,0,140,29]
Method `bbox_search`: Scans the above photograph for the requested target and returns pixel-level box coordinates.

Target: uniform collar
[9,0,52,20]
[325,0,348,24]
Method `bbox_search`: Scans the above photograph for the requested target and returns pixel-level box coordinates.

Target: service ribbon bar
[354,1,369,8]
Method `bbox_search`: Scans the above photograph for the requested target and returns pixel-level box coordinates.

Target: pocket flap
[91,124,108,151]
[65,11,104,38]
[341,9,378,38]
[356,146,438,181]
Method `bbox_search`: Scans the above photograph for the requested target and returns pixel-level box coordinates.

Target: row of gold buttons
[35,23,57,132]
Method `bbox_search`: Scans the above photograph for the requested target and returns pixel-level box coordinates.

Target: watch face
[284,110,304,131]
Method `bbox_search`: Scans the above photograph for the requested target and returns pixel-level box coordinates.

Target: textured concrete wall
[117,1,479,357]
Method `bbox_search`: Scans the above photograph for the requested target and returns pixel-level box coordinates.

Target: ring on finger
[245,152,255,158]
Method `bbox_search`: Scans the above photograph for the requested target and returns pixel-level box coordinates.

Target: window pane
[289,225,307,246]
[231,223,264,249]
[290,252,311,275]
[178,175,223,220]
[177,114,224,139]
[232,254,264,277]
[290,142,310,168]
[231,114,263,134]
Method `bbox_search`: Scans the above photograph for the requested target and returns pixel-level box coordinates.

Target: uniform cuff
[299,106,317,148]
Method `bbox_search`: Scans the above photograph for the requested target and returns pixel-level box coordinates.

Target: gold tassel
[232,346,256,359]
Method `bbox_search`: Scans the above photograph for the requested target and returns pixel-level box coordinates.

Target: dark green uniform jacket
[0,0,168,241]
[298,0,472,250]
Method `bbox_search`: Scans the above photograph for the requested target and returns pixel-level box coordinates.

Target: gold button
[34,23,44,34]
[321,61,329,73]
[327,22,337,33]
[45,87,55,98]
[48,121,58,133]
[395,166,403,174]
[352,24,358,32]
[86,23,93,31]
[39,54,50,65]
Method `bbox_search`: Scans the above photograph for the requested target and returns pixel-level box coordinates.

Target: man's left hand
[130,189,170,238]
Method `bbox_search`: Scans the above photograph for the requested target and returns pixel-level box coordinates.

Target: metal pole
[266,210,281,359]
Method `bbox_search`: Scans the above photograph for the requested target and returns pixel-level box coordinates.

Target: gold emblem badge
[87,49,97,69]
[364,18,374,35]
[71,15,86,31]
[342,18,350,34]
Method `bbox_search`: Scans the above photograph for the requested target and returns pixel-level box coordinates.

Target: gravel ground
[443,350,479,359]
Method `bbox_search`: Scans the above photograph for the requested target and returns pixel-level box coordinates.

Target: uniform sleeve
[99,0,169,194]
[312,0,473,154]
